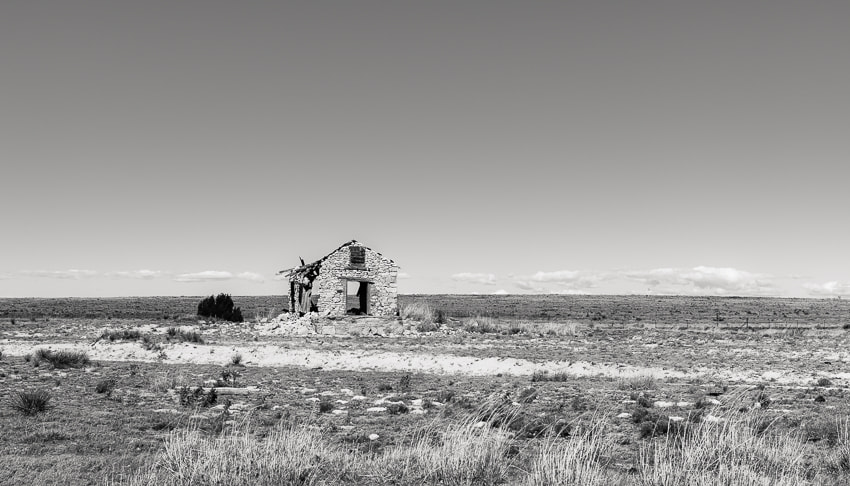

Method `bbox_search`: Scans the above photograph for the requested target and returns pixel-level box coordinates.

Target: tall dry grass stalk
[523,420,615,485]
[127,423,357,485]
[399,301,435,321]
[369,417,513,485]
[637,412,809,485]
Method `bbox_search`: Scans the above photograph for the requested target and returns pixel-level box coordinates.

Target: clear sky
[1,1,848,298]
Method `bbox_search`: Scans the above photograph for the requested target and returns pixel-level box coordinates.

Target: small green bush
[197,293,244,322]
[11,389,52,416]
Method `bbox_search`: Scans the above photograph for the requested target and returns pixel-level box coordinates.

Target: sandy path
[1,338,826,385]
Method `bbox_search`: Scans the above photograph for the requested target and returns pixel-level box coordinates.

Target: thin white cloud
[397,272,411,279]
[547,288,587,295]
[236,271,265,283]
[174,270,233,283]
[517,269,604,291]
[530,270,581,282]
[173,270,265,283]
[514,280,538,291]
[22,269,98,279]
[804,281,850,297]
[0,273,12,280]
[107,269,166,279]
[623,266,776,296]
[451,272,497,285]
[492,289,508,295]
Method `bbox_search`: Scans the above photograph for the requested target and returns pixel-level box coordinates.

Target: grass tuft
[11,389,52,416]
[531,370,571,383]
[101,329,143,341]
[166,328,204,344]
[32,348,90,369]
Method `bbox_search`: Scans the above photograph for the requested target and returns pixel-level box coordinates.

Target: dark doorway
[346,280,370,315]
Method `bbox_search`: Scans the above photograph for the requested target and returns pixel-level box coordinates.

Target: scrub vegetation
[1,295,850,484]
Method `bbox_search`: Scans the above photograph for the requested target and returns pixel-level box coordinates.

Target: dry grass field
[2,295,850,485]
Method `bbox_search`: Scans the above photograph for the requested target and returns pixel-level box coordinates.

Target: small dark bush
[32,349,90,369]
[318,400,334,414]
[416,321,439,332]
[178,386,217,407]
[817,377,833,387]
[435,389,455,403]
[531,370,571,382]
[632,405,652,424]
[377,384,393,392]
[197,293,244,322]
[519,387,538,404]
[637,414,691,439]
[11,390,52,416]
[636,395,653,409]
[101,329,142,341]
[216,370,239,387]
[95,379,117,396]
[387,402,409,415]
[570,396,588,412]
[756,392,771,409]
[815,395,826,403]
[166,328,204,344]
[802,418,839,444]
[398,373,411,393]
[435,309,447,325]
[230,353,243,366]
[141,335,162,351]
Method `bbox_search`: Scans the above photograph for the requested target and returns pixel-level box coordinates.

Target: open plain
[2,295,850,485]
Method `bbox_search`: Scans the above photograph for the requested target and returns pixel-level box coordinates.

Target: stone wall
[309,245,399,317]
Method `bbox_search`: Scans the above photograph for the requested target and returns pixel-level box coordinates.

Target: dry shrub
[150,371,188,393]
[399,301,435,322]
[32,348,90,369]
[637,412,809,485]
[617,374,658,391]
[514,321,580,337]
[523,422,614,485]
[372,418,514,485]
[126,414,514,486]
[11,389,52,416]
[127,424,356,486]
[101,329,143,341]
[463,316,498,333]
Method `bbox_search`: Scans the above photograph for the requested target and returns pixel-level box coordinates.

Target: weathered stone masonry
[280,240,399,317]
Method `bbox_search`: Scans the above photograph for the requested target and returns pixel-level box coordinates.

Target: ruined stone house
[278,240,399,317]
